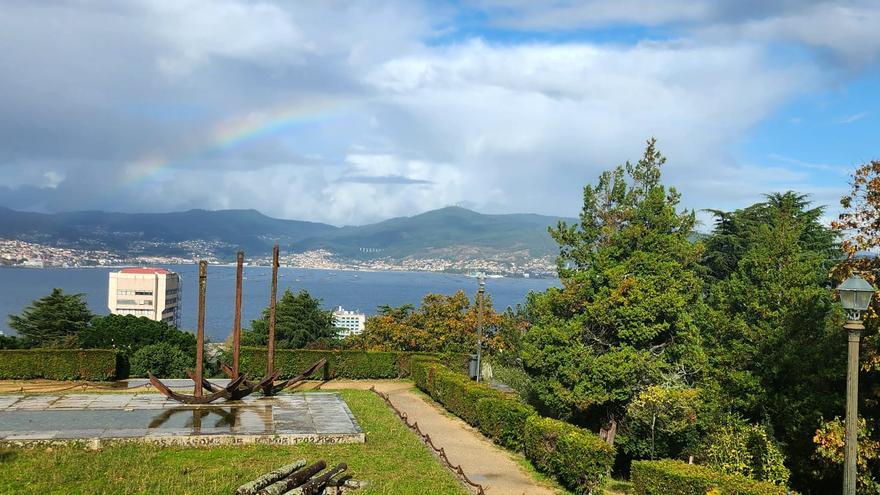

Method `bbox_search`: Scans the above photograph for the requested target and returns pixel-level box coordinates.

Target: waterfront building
[332,306,365,337]
[108,267,181,326]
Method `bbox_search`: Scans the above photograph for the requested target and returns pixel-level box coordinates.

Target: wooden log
[284,463,347,495]
[236,460,307,495]
[257,461,327,495]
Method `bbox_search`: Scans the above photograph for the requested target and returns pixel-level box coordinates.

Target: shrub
[476,394,536,450]
[0,349,117,380]
[631,460,788,495]
[524,415,616,495]
[130,343,191,378]
[238,348,465,380]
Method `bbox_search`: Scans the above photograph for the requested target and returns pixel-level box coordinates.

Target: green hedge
[524,415,616,494]
[412,358,614,495]
[476,394,535,450]
[631,460,788,495]
[238,348,466,380]
[0,349,118,381]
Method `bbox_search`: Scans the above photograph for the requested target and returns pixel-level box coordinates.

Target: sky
[0,1,878,229]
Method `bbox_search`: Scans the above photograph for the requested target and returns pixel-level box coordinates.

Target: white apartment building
[332,306,365,337]
[108,267,181,326]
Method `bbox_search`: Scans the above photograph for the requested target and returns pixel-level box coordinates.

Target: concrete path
[309,380,558,495]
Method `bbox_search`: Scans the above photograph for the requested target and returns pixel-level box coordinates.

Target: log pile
[236,460,360,495]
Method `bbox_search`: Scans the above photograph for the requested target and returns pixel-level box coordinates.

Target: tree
[130,342,191,378]
[521,139,706,446]
[827,158,880,494]
[78,314,196,357]
[348,290,503,354]
[702,192,844,490]
[8,288,94,347]
[814,417,880,495]
[242,289,336,348]
[625,385,700,461]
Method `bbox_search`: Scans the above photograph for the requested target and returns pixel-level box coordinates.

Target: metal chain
[370,386,487,495]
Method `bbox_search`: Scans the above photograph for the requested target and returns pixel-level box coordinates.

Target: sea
[0,266,559,341]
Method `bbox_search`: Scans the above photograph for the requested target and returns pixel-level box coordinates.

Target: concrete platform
[0,392,364,446]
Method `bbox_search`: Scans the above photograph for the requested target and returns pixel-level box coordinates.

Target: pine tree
[8,288,94,347]
[522,139,706,446]
[242,289,336,348]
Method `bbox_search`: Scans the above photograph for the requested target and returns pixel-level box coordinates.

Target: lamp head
[837,274,876,321]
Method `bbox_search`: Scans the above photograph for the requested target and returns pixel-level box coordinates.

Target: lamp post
[476,273,485,383]
[836,274,876,495]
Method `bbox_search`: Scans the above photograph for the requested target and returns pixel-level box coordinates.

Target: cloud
[336,175,434,185]
[837,112,868,124]
[0,0,871,226]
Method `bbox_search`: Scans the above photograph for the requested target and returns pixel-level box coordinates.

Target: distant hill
[0,206,572,260]
[293,206,570,259]
[0,207,338,256]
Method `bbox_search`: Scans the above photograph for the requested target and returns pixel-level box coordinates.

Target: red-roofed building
[108,267,181,326]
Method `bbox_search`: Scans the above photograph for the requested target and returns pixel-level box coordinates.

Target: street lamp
[476,273,485,383]
[836,274,876,495]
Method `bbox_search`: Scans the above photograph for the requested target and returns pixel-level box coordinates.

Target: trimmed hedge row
[238,348,467,380]
[0,349,118,380]
[524,415,617,494]
[412,358,615,494]
[631,460,788,495]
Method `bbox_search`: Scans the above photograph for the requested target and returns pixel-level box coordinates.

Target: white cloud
[0,0,871,225]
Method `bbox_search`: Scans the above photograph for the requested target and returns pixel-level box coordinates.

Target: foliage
[238,348,466,380]
[830,158,880,491]
[78,314,196,357]
[490,362,538,404]
[703,192,837,282]
[624,385,700,461]
[630,460,787,495]
[0,334,30,349]
[242,289,337,349]
[814,417,880,495]
[7,288,94,347]
[701,191,844,490]
[0,390,468,495]
[523,415,616,494]
[699,420,790,486]
[0,349,117,380]
[348,290,503,354]
[521,139,706,445]
[129,342,191,378]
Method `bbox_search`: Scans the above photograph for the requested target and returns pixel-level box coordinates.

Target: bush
[476,394,536,450]
[130,343,191,378]
[524,415,616,494]
[238,348,465,380]
[0,349,117,380]
[631,460,788,495]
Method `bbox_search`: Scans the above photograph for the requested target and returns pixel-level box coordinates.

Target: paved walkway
[307,380,558,495]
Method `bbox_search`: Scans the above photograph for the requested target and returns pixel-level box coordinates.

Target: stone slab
[0,392,363,446]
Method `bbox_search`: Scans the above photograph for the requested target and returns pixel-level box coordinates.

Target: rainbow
[120,99,346,187]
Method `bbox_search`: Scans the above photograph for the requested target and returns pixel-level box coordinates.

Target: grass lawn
[0,390,467,495]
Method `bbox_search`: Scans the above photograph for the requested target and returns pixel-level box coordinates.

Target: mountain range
[0,206,573,261]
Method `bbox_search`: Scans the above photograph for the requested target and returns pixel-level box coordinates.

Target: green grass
[0,390,467,495]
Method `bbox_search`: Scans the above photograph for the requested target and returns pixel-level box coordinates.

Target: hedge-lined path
[304,380,558,495]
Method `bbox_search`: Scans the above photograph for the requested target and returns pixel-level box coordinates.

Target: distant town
[0,239,557,278]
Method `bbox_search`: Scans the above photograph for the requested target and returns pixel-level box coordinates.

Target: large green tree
[702,192,844,492]
[78,314,196,357]
[521,139,706,446]
[8,288,94,347]
[242,289,336,348]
